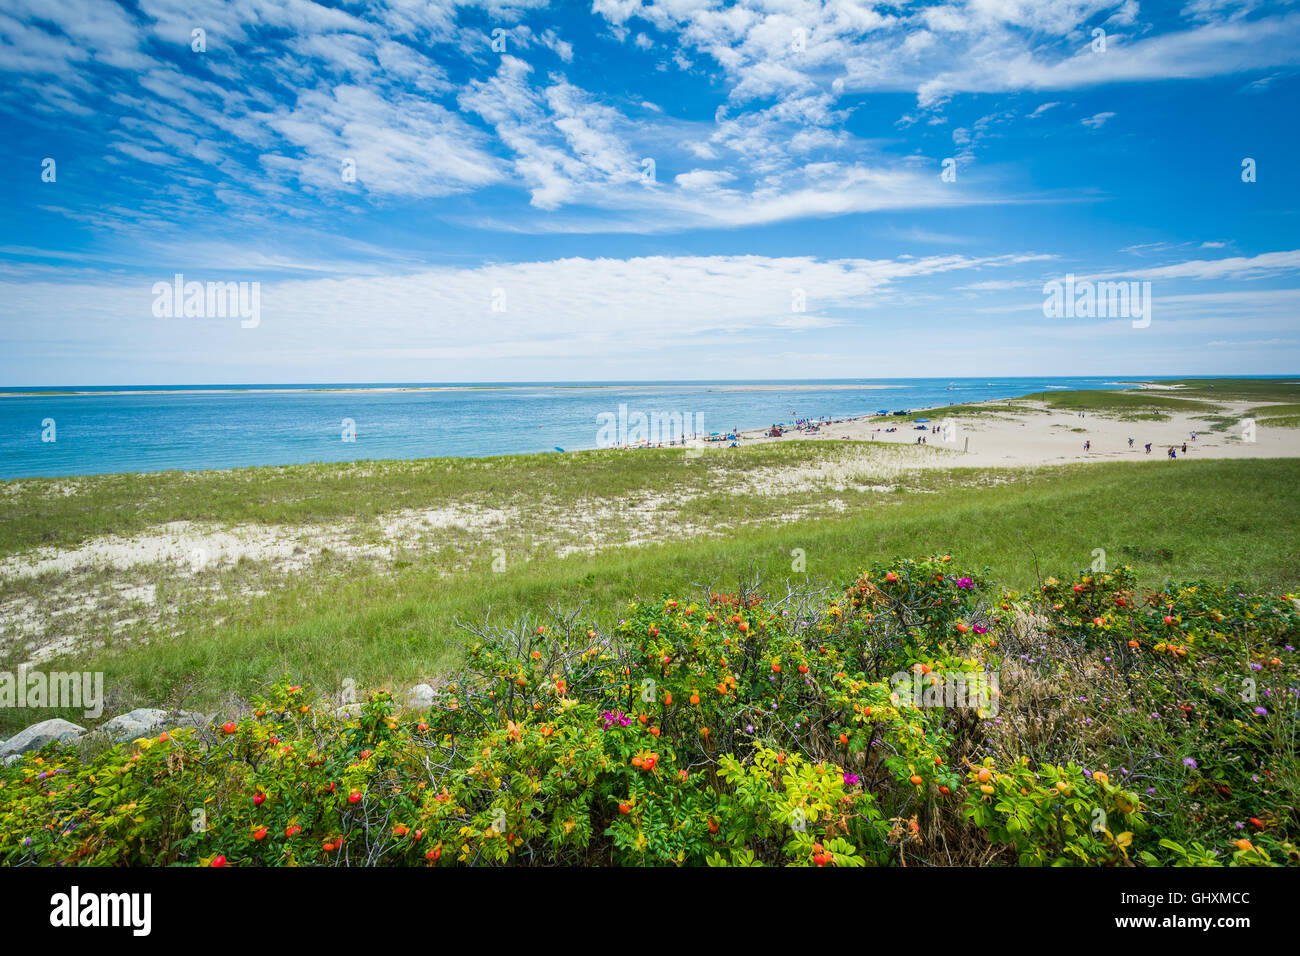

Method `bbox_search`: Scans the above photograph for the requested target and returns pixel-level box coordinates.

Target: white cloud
[0,251,1055,371]
[1088,250,1300,281]
[674,169,736,190]
[593,1,1300,110]
[264,84,506,199]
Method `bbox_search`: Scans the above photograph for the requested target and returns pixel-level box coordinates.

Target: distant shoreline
[0,383,912,398]
[5,377,1294,481]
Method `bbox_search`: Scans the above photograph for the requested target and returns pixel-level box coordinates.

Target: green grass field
[3,444,1297,736]
[871,379,1300,427]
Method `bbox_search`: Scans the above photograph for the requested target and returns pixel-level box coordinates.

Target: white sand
[0,520,389,581]
[699,398,1299,466]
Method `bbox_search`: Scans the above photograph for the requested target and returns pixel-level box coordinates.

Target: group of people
[765,415,835,440]
[1090,433,1197,457]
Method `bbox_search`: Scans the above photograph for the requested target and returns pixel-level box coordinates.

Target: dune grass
[869,400,1038,422]
[0,442,933,557]
[863,380,1300,425]
[1022,389,1223,417]
[1260,416,1300,429]
[1159,377,1300,403]
[4,452,1296,736]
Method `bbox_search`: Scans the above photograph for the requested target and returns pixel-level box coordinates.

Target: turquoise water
[0,377,1182,479]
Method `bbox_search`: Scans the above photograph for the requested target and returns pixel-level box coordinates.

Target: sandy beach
[702,397,1300,466]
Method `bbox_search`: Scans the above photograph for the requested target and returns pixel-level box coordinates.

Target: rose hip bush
[0,555,1295,867]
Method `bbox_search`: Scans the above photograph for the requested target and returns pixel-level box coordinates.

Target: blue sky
[0,0,1298,384]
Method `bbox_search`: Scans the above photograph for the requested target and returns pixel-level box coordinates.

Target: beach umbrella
[554,447,565,452]
[914,418,930,423]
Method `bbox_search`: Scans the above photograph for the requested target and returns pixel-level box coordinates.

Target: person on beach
[1084,440,1090,451]
[1145,443,1152,454]
[1128,437,1134,448]
[1181,442,1187,453]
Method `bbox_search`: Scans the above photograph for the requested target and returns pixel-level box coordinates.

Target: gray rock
[99,708,167,742]
[407,683,436,709]
[0,718,85,758]
[100,708,207,743]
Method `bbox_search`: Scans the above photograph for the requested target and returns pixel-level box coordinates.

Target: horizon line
[4,373,1296,392]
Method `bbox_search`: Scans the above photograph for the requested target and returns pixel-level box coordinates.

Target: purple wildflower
[600,710,632,729]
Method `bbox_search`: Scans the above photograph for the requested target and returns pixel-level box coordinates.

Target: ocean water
[0,377,1172,479]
